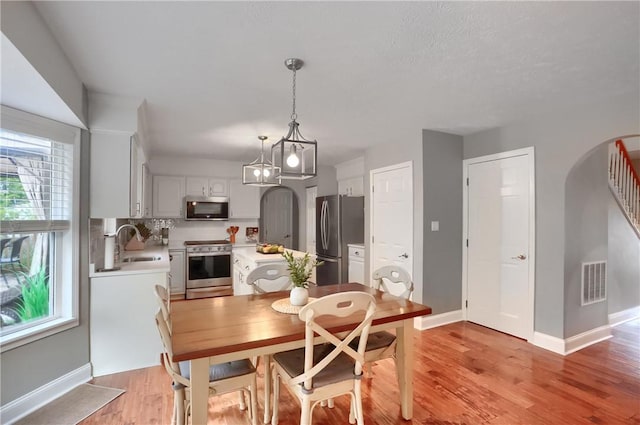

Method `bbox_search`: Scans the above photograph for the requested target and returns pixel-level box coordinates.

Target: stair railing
[609,139,640,237]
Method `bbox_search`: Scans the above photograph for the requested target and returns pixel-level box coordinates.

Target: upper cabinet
[186,177,227,197]
[335,157,365,197]
[228,179,260,219]
[90,131,148,218]
[88,92,152,219]
[153,175,185,218]
[338,177,364,197]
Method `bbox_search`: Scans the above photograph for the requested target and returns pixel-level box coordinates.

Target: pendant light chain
[291,67,297,121]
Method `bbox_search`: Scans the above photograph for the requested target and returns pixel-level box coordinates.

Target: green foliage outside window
[16,268,49,322]
[0,174,34,220]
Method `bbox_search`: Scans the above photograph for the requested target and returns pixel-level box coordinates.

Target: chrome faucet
[104,224,143,269]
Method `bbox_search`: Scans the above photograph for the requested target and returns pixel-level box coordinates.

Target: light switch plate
[431,221,439,231]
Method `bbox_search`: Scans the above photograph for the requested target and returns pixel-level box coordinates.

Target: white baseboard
[415,309,463,331]
[565,324,612,355]
[531,331,566,355]
[1,363,92,424]
[609,306,640,327]
[532,325,613,356]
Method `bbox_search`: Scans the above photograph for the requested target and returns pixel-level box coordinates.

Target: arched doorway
[260,187,299,249]
[563,135,639,342]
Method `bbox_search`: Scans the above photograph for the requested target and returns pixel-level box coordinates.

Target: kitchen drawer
[348,246,365,261]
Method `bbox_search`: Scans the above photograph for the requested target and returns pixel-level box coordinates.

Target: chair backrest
[290,291,376,391]
[154,310,189,388]
[372,265,413,300]
[245,263,291,294]
[9,236,28,261]
[154,284,171,330]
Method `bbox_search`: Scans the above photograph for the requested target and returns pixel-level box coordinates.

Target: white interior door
[262,189,293,247]
[465,148,535,340]
[306,186,318,282]
[370,162,413,296]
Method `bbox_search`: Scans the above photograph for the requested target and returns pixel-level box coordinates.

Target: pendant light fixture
[242,136,280,186]
[271,58,317,180]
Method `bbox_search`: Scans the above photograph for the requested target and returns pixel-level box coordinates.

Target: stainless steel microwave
[184,196,229,221]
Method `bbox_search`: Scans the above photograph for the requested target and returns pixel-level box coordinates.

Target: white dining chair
[153,284,171,329]
[245,263,292,294]
[271,291,377,425]
[351,265,414,374]
[155,310,259,425]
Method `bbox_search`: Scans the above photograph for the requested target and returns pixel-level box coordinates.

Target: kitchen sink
[121,255,162,263]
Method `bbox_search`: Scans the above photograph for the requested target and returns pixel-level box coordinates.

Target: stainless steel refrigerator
[316,195,364,285]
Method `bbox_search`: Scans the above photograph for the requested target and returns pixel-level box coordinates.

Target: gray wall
[608,195,640,314]
[364,135,424,304]
[564,144,609,337]
[1,1,86,126]
[422,130,463,314]
[1,129,91,405]
[463,93,639,338]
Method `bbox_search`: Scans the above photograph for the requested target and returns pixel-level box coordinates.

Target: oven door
[186,253,232,289]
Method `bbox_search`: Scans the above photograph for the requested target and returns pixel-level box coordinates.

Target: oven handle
[187,252,231,258]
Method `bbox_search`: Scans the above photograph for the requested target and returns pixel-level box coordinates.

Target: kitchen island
[232,247,309,295]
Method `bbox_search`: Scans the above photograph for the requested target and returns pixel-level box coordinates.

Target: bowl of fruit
[256,243,285,254]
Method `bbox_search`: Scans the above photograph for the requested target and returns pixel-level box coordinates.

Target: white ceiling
[29,1,640,165]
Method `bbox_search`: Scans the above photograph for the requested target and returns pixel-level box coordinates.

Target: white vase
[290,286,309,306]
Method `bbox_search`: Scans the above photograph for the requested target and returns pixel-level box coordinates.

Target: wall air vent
[581,261,607,306]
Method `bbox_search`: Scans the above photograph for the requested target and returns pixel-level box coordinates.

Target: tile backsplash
[89,218,260,267]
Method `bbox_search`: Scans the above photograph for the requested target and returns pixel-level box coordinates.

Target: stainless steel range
[184,240,233,299]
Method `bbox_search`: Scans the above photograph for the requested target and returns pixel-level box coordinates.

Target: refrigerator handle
[321,200,328,250]
[324,200,330,250]
[320,200,324,250]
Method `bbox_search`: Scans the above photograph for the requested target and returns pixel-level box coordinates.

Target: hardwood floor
[81,319,640,425]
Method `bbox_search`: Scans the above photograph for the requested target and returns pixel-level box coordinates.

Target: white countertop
[233,247,308,264]
[347,243,365,249]
[89,245,170,277]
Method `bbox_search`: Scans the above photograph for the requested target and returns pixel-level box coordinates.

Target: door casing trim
[462,147,536,341]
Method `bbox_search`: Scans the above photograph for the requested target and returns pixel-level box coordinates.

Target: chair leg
[348,394,356,424]
[238,390,247,411]
[250,379,258,425]
[300,395,311,425]
[354,382,364,425]
[271,372,280,425]
[263,354,271,424]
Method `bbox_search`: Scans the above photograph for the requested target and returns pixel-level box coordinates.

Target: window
[0,106,80,351]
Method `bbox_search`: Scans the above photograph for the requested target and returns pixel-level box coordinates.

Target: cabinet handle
[355,251,359,255]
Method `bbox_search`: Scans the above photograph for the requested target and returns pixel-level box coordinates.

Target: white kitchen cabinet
[169,249,185,295]
[153,175,185,217]
[186,177,228,197]
[348,244,365,284]
[142,163,152,217]
[90,272,166,376]
[229,179,260,219]
[90,131,145,218]
[338,176,364,197]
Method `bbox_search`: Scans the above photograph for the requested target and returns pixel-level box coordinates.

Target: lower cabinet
[169,249,185,296]
[348,245,365,284]
[90,272,166,376]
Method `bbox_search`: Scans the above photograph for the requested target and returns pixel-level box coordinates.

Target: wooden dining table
[170,282,432,425]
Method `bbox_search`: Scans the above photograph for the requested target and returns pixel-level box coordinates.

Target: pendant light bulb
[253,169,261,177]
[287,145,299,167]
[263,168,271,177]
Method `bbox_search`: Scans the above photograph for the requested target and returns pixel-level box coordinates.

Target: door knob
[399,253,409,259]
[511,254,527,260]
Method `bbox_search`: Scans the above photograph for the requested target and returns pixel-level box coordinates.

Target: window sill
[0,317,79,353]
